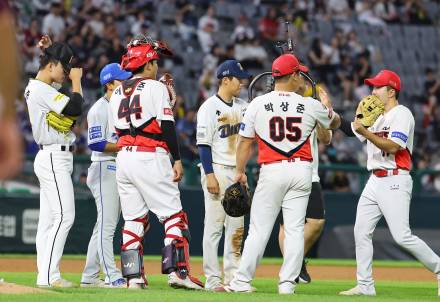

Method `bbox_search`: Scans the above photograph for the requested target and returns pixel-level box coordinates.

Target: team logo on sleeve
[164,108,173,116]
[53,93,66,102]
[391,131,408,143]
[240,123,246,131]
[89,126,102,140]
[197,127,206,139]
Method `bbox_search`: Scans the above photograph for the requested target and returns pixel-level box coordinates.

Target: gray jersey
[87,96,117,162]
[24,79,76,145]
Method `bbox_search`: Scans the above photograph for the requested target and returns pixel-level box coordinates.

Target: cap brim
[114,70,132,81]
[299,64,309,73]
[236,70,252,79]
[364,77,387,87]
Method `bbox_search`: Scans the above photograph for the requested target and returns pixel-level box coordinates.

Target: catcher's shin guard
[121,215,150,286]
[161,211,203,286]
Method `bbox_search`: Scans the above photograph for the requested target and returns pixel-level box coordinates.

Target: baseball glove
[222,182,252,217]
[356,95,384,127]
[46,111,76,134]
[159,73,177,108]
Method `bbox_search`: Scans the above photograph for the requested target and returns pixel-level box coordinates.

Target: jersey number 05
[269,116,302,142]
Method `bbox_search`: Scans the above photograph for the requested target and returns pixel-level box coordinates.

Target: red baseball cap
[364,69,401,91]
[272,54,309,77]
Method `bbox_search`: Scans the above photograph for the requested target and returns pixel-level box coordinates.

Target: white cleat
[168,272,204,290]
[339,285,376,296]
[213,285,256,293]
[127,277,147,290]
[278,282,295,295]
[51,278,75,288]
[80,279,106,288]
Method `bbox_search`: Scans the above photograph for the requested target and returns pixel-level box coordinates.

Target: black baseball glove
[222,182,251,217]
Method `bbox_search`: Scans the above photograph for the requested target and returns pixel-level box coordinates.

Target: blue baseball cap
[99,63,132,86]
[216,60,252,79]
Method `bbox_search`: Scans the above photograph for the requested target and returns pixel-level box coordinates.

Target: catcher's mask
[121,34,173,71]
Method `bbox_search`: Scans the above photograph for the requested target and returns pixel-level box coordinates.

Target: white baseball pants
[354,173,440,292]
[229,160,312,291]
[200,163,244,289]
[34,150,75,286]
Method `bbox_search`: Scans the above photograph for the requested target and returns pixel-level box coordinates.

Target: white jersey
[87,96,117,162]
[196,95,248,166]
[108,77,174,150]
[24,79,76,145]
[240,90,334,164]
[353,104,414,171]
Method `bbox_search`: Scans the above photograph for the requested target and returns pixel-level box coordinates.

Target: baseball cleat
[278,281,295,294]
[168,272,204,290]
[80,279,106,288]
[295,259,311,284]
[108,278,127,288]
[213,285,256,293]
[339,286,376,296]
[51,278,75,288]
[127,277,147,290]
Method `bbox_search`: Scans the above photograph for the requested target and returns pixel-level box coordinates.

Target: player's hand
[353,118,367,135]
[318,86,332,108]
[234,172,247,186]
[206,173,220,194]
[37,35,52,50]
[69,68,83,81]
[172,160,184,182]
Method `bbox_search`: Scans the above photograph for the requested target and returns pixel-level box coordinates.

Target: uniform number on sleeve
[269,116,302,142]
[118,95,143,122]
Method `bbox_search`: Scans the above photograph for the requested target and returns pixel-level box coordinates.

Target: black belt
[39,145,74,152]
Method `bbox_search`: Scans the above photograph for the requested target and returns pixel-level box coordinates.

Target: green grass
[0,272,438,302]
[0,254,426,268]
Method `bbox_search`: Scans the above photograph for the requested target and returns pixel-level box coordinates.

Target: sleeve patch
[53,93,66,102]
[164,108,173,116]
[240,123,246,130]
[89,126,102,140]
[197,127,206,139]
[391,131,408,143]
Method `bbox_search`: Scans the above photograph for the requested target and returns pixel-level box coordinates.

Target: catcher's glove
[356,95,384,127]
[159,73,177,108]
[46,111,76,134]
[222,182,251,217]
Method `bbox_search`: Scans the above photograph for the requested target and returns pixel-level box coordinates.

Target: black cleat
[295,259,311,284]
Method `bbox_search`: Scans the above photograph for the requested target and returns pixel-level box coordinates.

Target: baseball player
[339,70,440,296]
[278,83,332,284]
[108,35,203,290]
[80,63,132,288]
[24,41,84,287]
[196,59,251,290]
[216,54,341,294]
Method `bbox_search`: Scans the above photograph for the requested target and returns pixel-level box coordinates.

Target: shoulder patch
[53,93,66,102]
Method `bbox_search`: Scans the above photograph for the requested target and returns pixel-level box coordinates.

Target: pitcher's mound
[0,279,51,294]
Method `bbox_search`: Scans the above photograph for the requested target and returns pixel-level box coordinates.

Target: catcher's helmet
[120,43,159,71]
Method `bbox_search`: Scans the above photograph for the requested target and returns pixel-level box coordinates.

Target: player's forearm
[363,131,401,154]
[329,113,341,130]
[236,136,253,173]
[161,120,181,161]
[316,123,332,145]
[71,78,83,96]
[198,144,214,174]
[103,142,120,153]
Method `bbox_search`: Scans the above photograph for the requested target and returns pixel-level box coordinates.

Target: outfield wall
[0,190,439,259]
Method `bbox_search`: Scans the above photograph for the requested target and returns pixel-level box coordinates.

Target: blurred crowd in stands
[10,0,440,192]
